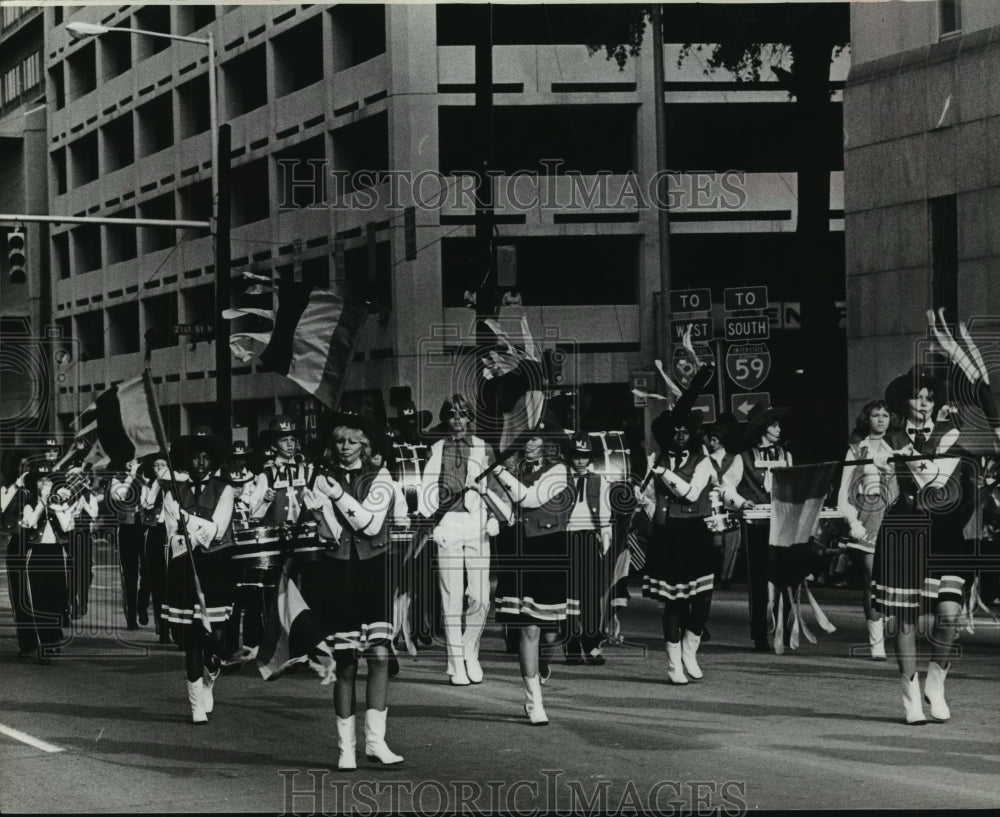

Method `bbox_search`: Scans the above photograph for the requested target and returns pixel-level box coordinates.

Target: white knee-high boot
[364,708,404,765]
[681,631,703,680]
[923,661,951,721]
[666,641,688,685]
[867,618,887,660]
[336,716,357,770]
[900,673,928,725]
[186,679,208,724]
[522,675,549,725]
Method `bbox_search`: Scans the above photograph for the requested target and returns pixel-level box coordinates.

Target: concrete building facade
[844,0,1000,418]
[42,4,848,443]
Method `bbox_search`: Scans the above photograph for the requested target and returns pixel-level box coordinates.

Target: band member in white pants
[418,394,497,686]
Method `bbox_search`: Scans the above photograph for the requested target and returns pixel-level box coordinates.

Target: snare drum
[393,443,428,515]
[231,524,287,571]
[587,431,631,484]
[742,504,772,523]
[287,520,324,562]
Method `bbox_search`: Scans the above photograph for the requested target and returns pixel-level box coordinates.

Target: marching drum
[392,443,429,515]
[231,524,287,571]
[286,519,323,562]
[587,431,630,484]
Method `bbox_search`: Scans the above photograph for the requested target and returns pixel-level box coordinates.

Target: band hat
[258,414,303,449]
[651,408,704,450]
[170,425,229,467]
[230,439,252,458]
[388,400,434,435]
[746,405,789,442]
[221,465,256,486]
[568,432,595,456]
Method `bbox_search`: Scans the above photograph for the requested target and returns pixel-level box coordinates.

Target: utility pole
[651,4,673,365]
[214,123,232,444]
[473,4,498,445]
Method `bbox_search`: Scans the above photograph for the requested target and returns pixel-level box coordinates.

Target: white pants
[434,511,491,663]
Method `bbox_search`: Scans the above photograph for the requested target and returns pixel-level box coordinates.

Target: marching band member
[704,422,744,589]
[256,416,319,608]
[109,459,146,630]
[417,395,495,686]
[2,458,36,658]
[641,410,716,684]
[161,427,234,724]
[67,468,100,622]
[836,399,897,660]
[731,404,792,651]
[491,434,575,725]
[305,413,402,769]
[874,309,1000,724]
[20,470,75,662]
[564,433,613,666]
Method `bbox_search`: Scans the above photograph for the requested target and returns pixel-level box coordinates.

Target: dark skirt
[566,528,608,638]
[25,541,68,646]
[871,510,970,622]
[642,516,714,602]
[324,551,393,653]
[163,547,235,627]
[495,529,576,624]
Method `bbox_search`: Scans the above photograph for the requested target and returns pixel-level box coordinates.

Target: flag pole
[141,368,212,633]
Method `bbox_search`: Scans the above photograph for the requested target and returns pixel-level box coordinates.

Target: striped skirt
[495,529,578,624]
[324,551,393,653]
[163,547,235,627]
[642,517,714,602]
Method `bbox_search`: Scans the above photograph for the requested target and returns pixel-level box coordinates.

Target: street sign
[631,370,655,407]
[726,342,771,390]
[724,315,769,342]
[174,323,214,336]
[673,345,714,388]
[670,317,713,344]
[724,285,768,311]
[669,288,711,313]
[731,391,771,422]
[690,394,717,425]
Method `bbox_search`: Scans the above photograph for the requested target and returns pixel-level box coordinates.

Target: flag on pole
[256,280,367,408]
[257,569,333,682]
[769,462,840,547]
[76,375,160,466]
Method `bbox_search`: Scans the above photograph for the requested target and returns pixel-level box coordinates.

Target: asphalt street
[2,543,999,814]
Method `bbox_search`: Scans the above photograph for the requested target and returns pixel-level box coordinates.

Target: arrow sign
[731,391,770,422]
[691,394,717,425]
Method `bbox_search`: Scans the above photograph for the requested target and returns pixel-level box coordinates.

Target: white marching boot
[522,675,549,725]
[187,679,208,724]
[900,673,928,725]
[666,641,688,685]
[867,618,887,661]
[336,716,357,771]
[202,667,219,714]
[364,708,404,765]
[681,631,703,680]
[923,661,951,721]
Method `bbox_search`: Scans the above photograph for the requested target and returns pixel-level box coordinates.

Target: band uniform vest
[177,477,234,551]
[653,450,712,523]
[323,463,390,561]
[520,462,573,537]
[261,460,310,526]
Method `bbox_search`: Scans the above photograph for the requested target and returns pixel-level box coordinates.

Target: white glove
[486,516,500,537]
[848,520,868,542]
[193,522,217,549]
[301,487,328,511]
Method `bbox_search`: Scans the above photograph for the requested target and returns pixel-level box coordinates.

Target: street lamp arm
[66,22,210,47]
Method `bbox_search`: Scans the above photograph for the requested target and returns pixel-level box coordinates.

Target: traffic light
[8,227,26,284]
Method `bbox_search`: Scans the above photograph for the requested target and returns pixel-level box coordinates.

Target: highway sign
[690,394,717,425]
[724,315,770,342]
[670,317,714,344]
[669,288,711,313]
[724,286,768,311]
[726,343,771,390]
[672,345,714,389]
[731,391,771,422]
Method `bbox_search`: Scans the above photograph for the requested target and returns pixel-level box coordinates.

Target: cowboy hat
[257,415,303,449]
[567,432,595,458]
[220,465,256,486]
[170,426,229,467]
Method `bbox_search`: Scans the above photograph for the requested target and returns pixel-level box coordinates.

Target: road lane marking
[0,724,65,753]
